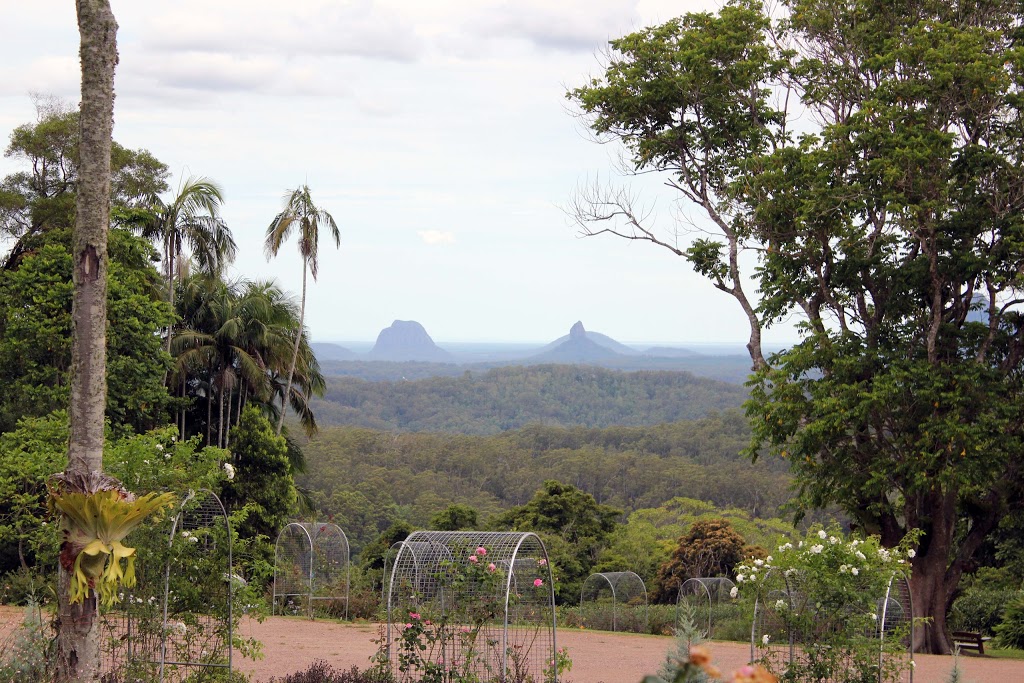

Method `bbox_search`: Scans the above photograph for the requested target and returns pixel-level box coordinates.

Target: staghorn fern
[48,470,175,608]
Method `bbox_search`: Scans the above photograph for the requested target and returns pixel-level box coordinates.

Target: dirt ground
[236,616,1024,683]
[4,607,1022,682]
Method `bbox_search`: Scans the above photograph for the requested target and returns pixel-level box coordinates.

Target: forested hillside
[310,364,748,433]
[297,409,791,556]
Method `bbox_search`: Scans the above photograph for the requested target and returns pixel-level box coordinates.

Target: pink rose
[534,578,544,587]
[538,558,547,566]
[468,554,478,563]
[409,612,420,620]
[475,546,487,556]
[488,563,496,572]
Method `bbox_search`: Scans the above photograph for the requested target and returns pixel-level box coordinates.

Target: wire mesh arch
[579,571,648,633]
[751,569,915,683]
[382,539,456,609]
[158,489,234,681]
[273,522,351,618]
[386,531,557,683]
[677,577,737,638]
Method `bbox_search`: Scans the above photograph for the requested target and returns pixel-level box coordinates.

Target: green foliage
[736,525,918,683]
[654,518,747,603]
[994,592,1024,650]
[0,413,67,575]
[222,407,297,543]
[429,504,478,531]
[490,480,620,603]
[300,413,793,562]
[0,228,174,434]
[314,364,748,433]
[949,587,1019,636]
[570,0,1024,652]
[267,661,392,683]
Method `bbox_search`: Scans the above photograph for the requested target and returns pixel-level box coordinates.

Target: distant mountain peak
[569,321,587,338]
[369,320,452,362]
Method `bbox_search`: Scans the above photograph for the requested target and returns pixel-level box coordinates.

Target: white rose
[762,634,771,645]
[818,530,828,539]
[907,549,916,559]
[730,586,738,599]
[811,544,824,554]
[851,567,859,576]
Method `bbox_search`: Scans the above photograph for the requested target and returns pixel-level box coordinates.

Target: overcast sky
[0,0,800,346]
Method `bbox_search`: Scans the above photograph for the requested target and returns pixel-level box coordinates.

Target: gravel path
[238,616,1024,683]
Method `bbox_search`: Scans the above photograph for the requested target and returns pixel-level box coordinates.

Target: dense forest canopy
[296,410,792,556]
[311,364,748,433]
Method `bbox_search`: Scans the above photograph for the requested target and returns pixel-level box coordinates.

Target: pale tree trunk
[277,263,307,435]
[56,1,117,681]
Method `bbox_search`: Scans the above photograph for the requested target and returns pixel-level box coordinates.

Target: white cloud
[133,1,424,63]
[418,230,456,245]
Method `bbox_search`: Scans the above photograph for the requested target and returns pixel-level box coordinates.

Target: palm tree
[136,176,236,353]
[264,185,339,434]
[171,272,325,447]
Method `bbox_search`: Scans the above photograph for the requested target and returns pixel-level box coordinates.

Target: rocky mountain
[368,320,453,362]
[537,320,641,356]
[530,321,625,363]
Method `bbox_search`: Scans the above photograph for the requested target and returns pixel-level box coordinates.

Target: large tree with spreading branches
[569,0,1024,653]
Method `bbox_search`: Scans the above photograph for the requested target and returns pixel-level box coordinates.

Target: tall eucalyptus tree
[264,185,339,434]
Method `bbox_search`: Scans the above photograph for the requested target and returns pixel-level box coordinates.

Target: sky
[0,0,801,346]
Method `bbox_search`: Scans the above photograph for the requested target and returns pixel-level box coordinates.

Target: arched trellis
[158,489,234,682]
[751,570,915,683]
[273,522,351,619]
[386,531,557,683]
[677,577,736,638]
[580,571,648,633]
[381,539,455,608]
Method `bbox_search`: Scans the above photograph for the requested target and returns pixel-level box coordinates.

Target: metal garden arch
[580,571,649,632]
[677,577,737,638]
[386,531,558,682]
[159,489,234,682]
[751,569,915,683]
[273,522,351,618]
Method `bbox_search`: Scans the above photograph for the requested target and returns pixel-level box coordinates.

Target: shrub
[949,588,1018,635]
[994,592,1024,650]
[267,661,392,683]
[0,600,49,683]
[0,567,54,607]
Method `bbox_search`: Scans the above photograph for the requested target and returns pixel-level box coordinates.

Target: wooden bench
[952,631,990,655]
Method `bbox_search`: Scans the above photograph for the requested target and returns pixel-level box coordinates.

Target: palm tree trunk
[179,374,187,439]
[58,1,117,679]
[277,263,307,435]
[218,381,225,448]
[206,381,213,446]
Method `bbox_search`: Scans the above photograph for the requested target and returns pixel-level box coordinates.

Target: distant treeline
[297,409,791,557]
[309,364,749,434]
[318,355,756,384]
